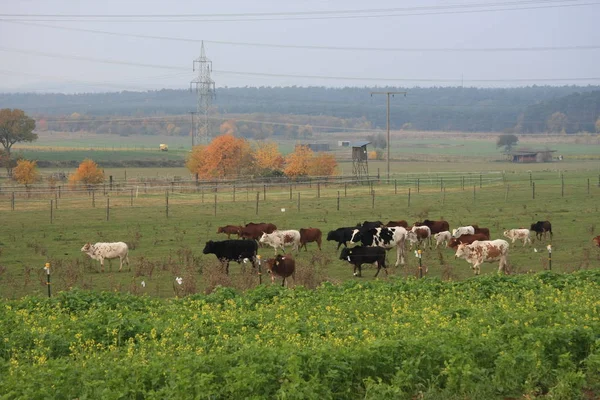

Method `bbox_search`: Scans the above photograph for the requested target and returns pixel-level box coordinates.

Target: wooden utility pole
[370,91,407,180]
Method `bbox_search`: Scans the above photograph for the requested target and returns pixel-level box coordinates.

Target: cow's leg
[317,238,322,251]
[281,277,286,287]
[100,258,105,273]
[119,256,123,272]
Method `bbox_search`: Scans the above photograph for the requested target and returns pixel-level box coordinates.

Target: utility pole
[188,111,197,148]
[190,41,216,145]
[370,91,407,180]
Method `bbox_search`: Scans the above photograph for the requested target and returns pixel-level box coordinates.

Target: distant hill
[2,85,600,133]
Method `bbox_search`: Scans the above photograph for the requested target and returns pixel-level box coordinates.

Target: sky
[0,0,599,92]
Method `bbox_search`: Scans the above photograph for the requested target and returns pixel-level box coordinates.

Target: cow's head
[326,230,337,241]
[81,242,92,253]
[217,227,224,233]
[593,236,600,247]
[503,230,511,238]
[406,231,418,246]
[530,223,536,231]
[455,243,470,259]
[259,232,269,243]
[339,247,352,261]
[202,241,214,254]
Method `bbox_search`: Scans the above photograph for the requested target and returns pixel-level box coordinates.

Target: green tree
[496,134,519,152]
[0,109,37,175]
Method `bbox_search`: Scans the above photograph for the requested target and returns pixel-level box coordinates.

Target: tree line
[2,86,600,134]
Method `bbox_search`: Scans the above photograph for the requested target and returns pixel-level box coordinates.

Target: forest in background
[1,86,600,136]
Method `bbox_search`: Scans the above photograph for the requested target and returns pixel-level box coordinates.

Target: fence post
[462,176,465,190]
[263,185,266,201]
[214,194,217,216]
[130,189,134,206]
[547,244,552,270]
[50,200,53,224]
[317,182,320,198]
[394,179,397,194]
[408,188,411,207]
[443,187,446,204]
[289,184,292,200]
[440,177,443,192]
[110,175,113,191]
[106,197,110,221]
[473,185,476,204]
[55,192,58,209]
[165,191,169,219]
[561,173,564,197]
[417,178,420,193]
[344,183,347,197]
[256,192,259,215]
[372,190,375,209]
[201,187,204,203]
[58,185,61,199]
[529,172,532,187]
[144,182,147,194]
[11,192,14,211]
[505,185,509,202]
[532,182,536,199]
[92,190,95,207]
[337,191,340,211]
[297,192,300,212]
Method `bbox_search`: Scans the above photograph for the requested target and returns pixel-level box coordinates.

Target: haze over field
[0,0,599,92]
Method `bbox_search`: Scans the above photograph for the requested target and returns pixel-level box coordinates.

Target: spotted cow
[455,239,510,275]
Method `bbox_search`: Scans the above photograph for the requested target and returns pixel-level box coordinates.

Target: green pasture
[1,169,599,299]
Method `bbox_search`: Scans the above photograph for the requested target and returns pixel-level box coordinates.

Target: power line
[0,1,596,22]
[3,20,599,53]
[0,0,586,18]
[1,46,599,84]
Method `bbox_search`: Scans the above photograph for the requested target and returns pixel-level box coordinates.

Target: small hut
[506,149,556,163]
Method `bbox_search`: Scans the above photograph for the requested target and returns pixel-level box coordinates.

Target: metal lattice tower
[190,41,215,145]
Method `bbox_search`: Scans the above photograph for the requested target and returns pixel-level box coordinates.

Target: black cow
[356,220,384,231]
[530,220,553,240]
[340,246,387,278]
[203,240,258,274]
[326,227,356,250]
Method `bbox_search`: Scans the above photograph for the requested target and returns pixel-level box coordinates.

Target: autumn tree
[254,141,284,176]
[547,112,568,133]
[220,120,238,136]
[186,134,254,179]
[308,153,338,176]
[0,109,37,175]
[69,159,104,189]
[284,145,314,178]
[12,159,39,189]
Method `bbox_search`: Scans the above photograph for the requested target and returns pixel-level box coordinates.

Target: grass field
[1,167,599,299]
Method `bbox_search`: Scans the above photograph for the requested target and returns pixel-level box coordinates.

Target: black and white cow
[326,227,356,250]
[340,246,387,278]
[203,239,258,274]
[349,226,407,266]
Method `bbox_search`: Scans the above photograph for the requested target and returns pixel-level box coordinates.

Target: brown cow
[593,235,600,247]
[264,254,295,287]
[385,220,408,228]
[473,227,491,240]
[217,225,242,239]
[299,228,322,251]
[239,222,277,241]
[414,219,450,235]
[447,233,490,249]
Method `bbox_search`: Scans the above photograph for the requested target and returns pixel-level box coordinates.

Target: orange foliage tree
[308,153,338,176]
[12,159,39,188]
[69,159,104,188]
[284,145,313,178]
[186,134,254,178]
[254,141,284,175]
[220,120,238,136]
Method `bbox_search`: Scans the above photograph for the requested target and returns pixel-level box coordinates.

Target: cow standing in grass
[455,239,510,275]
[264,254,296,287]
[217,225,242,239]
[299,228,322,251]
[81,242,130,272]
[340,246,387,278]
[503,229,532,246]
[202,240,258,274]
[259,230,301,254]
[350,226,408,267]
[530,221,553,241]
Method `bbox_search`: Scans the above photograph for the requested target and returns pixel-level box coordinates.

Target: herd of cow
[80,219,600,286]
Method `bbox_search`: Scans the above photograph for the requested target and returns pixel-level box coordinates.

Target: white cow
[259,230,301,254]
[433,231,452,249]
[349,226,408,267]
[454,239,509,275]
[81,242,130,272]
[503,229,532,246]
[452,226,475,238]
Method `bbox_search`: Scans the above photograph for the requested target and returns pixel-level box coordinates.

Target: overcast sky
[0,0,598,92]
